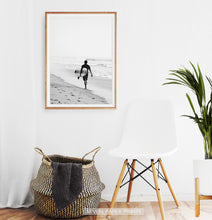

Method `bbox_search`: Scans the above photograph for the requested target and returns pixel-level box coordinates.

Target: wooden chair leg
[127,159,136,203]
[107,159,128,219]
[159,158,179,207]
[195,177,200,217]
[151,159,165,220]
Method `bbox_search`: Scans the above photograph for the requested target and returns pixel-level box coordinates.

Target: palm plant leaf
[186,93,196,115]
[206,76,212,89]
[189,61,199,79]
[197,64,206,105]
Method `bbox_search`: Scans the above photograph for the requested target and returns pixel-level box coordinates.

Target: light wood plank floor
[1,201,212,220]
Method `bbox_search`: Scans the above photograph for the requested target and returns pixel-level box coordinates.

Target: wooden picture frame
[45,12,117,109]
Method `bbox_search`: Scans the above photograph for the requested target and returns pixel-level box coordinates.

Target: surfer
[78,60,93,89]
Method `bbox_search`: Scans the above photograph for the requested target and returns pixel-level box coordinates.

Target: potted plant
[163,61,212,194]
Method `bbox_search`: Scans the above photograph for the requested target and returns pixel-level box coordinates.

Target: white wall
[4,0,212,202]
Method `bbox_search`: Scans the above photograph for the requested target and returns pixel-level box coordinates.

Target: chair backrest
[118,99,177,155]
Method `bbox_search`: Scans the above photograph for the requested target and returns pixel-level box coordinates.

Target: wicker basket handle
[82,146,101,161]
[34,147,52,166]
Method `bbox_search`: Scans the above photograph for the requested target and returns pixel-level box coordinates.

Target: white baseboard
[101,193,194,202]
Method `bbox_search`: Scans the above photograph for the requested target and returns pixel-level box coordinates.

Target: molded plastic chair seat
[110,99,177,159]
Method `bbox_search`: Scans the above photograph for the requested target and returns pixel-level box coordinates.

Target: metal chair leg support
[107,158,179,220]
[151,159,165,220]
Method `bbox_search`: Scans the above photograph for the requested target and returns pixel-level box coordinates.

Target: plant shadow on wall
[163,61,212,159]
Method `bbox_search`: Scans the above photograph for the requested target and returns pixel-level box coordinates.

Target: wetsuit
[80,64,91,81]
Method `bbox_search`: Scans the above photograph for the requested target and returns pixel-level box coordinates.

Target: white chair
[107,99,179,220]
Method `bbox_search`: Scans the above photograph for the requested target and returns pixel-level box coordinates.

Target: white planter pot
[193,159,212,195]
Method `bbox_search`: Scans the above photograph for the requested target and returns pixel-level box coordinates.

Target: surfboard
[75,69,87,77]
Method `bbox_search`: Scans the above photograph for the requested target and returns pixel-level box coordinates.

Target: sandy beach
[49,62,113,105]
[50,74,108,104]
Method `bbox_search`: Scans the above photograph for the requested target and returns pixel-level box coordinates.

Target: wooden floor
[1,201,212,220]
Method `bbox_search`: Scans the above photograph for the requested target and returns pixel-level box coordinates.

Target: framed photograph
[45,12,117,109]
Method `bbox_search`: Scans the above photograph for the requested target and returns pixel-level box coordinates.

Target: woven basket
[31,147,105,219]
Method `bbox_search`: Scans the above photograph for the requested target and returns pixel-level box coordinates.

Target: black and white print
[45,12,116,108]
